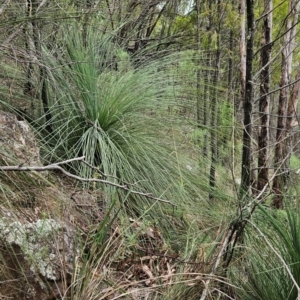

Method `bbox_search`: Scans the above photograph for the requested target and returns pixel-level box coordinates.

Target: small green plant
[231,205,300,300]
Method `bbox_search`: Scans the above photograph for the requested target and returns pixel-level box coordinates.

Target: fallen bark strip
[0,156,175,206]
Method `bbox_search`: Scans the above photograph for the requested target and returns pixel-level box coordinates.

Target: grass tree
[35,24,215,229]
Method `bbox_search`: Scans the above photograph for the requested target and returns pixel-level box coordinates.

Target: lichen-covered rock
[0,209,76,299]
[0,217,74,280]
[0,111,41,166]
[0,111,104,299]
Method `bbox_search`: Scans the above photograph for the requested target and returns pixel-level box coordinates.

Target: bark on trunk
[272,0,299,208]
[257,0,272,194]
[196,0,202,137]
[209,0,221,200]
[240,0,254,196]
[238,0,246,112]
[23,0,35,102]
[285,65,300,188]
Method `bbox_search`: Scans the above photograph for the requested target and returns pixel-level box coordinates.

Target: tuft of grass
[34,24,219,231]
[230,204,300,300]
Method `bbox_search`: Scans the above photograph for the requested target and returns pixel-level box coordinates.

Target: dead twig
[0,156,175,206]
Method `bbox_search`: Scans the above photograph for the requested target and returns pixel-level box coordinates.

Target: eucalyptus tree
[100,0,195,54]
[240,0,255,195]
[257,0,272,194]
[273,0,300,208]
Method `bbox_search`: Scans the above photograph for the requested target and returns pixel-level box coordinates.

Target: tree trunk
[238,0,246,112]
[221,28,234,166]
[209,0,221,200]
[283,64,300,207]
[23,0,35,103]
[240,0,254,195]
[196,0,202,137]
[272,0,299,208]
[257,0,272,194]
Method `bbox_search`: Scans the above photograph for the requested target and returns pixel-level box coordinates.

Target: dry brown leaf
[145,228,155,239]
[142,264,155,286]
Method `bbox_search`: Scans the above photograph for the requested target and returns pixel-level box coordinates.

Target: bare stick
[0,157,175,206]
[81,159,143,188]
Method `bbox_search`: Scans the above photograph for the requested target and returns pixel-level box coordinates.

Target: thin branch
[198,137,300,297]
[255,0,285,22]
[253,45,283,80]
[254,1,300,57]
[254,76,300,104]
[0,157,175,206]
[81,160,146,188]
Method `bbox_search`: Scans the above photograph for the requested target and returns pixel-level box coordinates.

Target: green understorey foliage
[230,205,300,300]
[2,1,300,298]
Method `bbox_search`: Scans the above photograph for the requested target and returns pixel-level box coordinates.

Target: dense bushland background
[1,0,300,299]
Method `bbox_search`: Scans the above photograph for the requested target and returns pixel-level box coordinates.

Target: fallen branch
[0,156,175,206]
[82,159,146,188]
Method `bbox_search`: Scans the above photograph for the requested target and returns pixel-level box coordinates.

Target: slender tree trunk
[240,0,254,195]
[273,55,289,208]
[82,0,93,47]
[257,0,272,193]
[202,61,209,158]
[239,0,256,193]
[202,1,213,158]
[227,30,234,106]
[105,0,115,31]
[196,0,202,135]
[31,0,52,132]
[238,0,246,112]
[272,0,299,208]
[221,28,234,166]
[209,0,221,200]
[286,65,300,163]
[23,0,35,104]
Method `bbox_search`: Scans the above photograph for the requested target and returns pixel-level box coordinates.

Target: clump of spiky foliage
[35,24,217,226]
[0,18,241,299]
[230,204,300,300]
[29,25,241,299]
